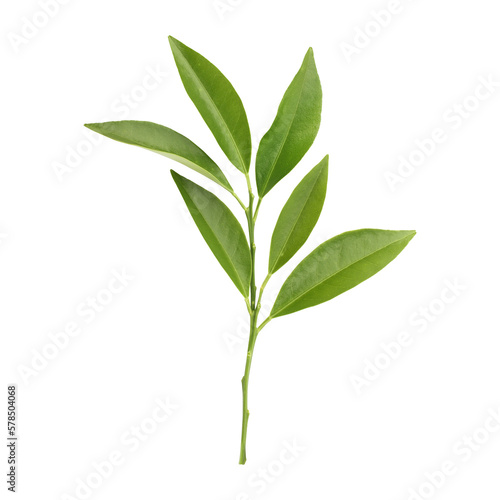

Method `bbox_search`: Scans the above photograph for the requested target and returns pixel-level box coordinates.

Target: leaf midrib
[259,55,312,194]
[97,129,228,189]
[187,187,249,296]
[175,46,247,172]
[270,167,323,272]
[271,234,411,317]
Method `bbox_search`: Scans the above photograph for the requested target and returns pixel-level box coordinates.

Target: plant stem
[247,197,256,309]
[239,177,275,463]
[257,315,272,333]
[253,197,262,223]
[231,191,247,211]
[239,307,258,464]
[257,273,271,306]
[240,173,257,464]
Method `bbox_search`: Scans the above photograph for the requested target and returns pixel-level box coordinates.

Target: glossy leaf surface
[169,36,251,173]
[270,229,416,318]
[171,170,251,297]
[256,48,322,197]
[268,155,328,274]
[85,120,232,191]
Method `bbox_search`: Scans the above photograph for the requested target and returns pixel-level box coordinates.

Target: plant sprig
[85,36,416,464]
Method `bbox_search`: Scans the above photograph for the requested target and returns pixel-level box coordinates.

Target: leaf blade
[169,36,251,173]
[270,229,416,318]
[84,120,233,191]
[171,170,251,297]
[256,48,322,197]
[268,155,328,274]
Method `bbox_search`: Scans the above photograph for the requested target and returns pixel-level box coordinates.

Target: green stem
[255,274,273,334]
[239,173,257,464]
[247,202,256,309]
[239,308,258,464]
[231,190,247,211]
[257,315,272,333]
[253,197,262,223]
[257,272,271,307]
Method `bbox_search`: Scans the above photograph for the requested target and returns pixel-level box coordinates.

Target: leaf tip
[168,35,184,52]
[316,154,329,175]
[305,47,316,64]
[402,229,417,244]
[168,35,182,54]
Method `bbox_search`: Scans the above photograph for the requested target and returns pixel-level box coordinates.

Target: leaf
[270,229,416,318]
[268,155,328,274]
[256,48,322,197]
[171,170,251,297]
[84,120,233,191]
[169,36,251,173]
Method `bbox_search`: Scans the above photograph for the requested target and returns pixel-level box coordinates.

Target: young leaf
[169,36,251,173]
[268,155,328,274]
[270,229,416,318]
[84,121,233,191]
[256,48,322,197]
[171,170,251,297]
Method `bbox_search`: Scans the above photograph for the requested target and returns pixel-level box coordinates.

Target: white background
[2,0,500,499]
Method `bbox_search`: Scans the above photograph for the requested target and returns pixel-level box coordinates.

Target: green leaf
[168,36,251,173]
[171,170,251,297]
[270,229,416,318]
[268,155,328,274]
[84,120,233,191]
[256,48,322,197]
